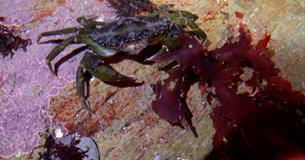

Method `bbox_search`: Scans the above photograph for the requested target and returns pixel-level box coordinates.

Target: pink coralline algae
[0,0,115,158]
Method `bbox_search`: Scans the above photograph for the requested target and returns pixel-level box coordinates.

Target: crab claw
[76,66,93,112]
[91,64,143,87]
[76,52,143,111]
[81,52,143,87]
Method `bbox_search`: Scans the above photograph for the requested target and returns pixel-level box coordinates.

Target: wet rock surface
[1,0,304,159]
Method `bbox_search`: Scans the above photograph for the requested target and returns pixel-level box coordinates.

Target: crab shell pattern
[37,5,206,112]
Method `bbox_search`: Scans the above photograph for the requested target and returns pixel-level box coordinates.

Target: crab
[38,4,206,112]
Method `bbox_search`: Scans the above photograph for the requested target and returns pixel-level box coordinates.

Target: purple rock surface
[0,0,115,158]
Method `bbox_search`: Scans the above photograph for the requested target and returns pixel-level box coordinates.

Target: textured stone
[1,0,304,159]
[0,0,115,158]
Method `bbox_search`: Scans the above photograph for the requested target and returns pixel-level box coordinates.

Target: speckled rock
[1,0,304,159]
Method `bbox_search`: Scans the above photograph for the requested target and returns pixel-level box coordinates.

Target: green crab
[38,4,206,111]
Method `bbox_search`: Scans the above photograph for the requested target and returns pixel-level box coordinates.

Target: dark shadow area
[205,103,305,160]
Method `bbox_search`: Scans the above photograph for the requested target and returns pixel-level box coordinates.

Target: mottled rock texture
[0,0,304,159]
[0,0,115,158]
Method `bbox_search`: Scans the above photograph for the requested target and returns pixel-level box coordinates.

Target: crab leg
[169,11,207,43]
[186,20,207,44]
[148,4,175,17]
[37,27,79,43]
[54,46,88,74]
[180,11,206,43]
[179,11,199,21]
[45,36,76,75]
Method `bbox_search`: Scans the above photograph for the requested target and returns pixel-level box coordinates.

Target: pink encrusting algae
[0,0,116,158]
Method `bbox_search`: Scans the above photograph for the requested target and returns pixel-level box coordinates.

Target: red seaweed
[151,24,305,159]
[151,33,206,137]
[0,17,31,58]
[203,28,305,151]
[152,68,198,137]
[29,133,100,160]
